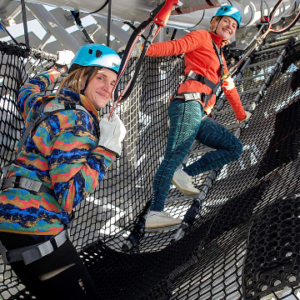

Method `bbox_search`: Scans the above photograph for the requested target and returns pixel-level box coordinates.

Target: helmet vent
[88,49,93,54]
[96,50,102,58]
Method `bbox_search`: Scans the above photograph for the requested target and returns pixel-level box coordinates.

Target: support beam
[39,31,52,49]
[0,3,21,26]
[26,3,81,53]
[0,0,11,13]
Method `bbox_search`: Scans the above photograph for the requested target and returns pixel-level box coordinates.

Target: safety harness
[0,95,99,265]
[172,38,225,110]
[0,229,69,265]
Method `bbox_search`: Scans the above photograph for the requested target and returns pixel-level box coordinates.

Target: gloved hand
[98,113,127,157]
[240,111,252,122]
[117,43,143,57]
[56,50,75,73]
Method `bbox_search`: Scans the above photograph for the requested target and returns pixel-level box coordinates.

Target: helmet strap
[213,16,222,35]
[81,66,95,95]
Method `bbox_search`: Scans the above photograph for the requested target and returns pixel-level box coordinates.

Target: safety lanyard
[211,39,225,83]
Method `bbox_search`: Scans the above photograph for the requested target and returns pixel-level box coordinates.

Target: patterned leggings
[151,99,243,211]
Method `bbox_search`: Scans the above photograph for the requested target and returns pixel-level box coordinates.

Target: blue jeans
[151,99,243,211]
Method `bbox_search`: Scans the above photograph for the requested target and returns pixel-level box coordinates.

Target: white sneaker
[172,169,200,196]
[145,212,182,229]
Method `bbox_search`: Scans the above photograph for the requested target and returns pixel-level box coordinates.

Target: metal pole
[0,21,19,45]
[107,0,112,47]
[20,0,29,49]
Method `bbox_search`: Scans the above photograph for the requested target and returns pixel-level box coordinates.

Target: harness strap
[1,176,55,197]
[0,229,69,265]
[80,66,95,94]
[212,39,224,79]
[31,102,99,139]
[185,71,216,90]
[1,97,99,198]
[43,103,99,134]
[180,38,225,109]
[18,97,99,158]
[173,92,214,107]
[174,92,203,101]
[16,97,53,159]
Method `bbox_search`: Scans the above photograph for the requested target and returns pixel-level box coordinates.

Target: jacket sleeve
[221,60,247,121]
[18,71,56,121]
[146,30,204,57]
[36,111,116,213]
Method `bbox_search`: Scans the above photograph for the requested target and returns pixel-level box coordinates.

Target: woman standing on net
[0,44,126,300]
[144,6,251,229]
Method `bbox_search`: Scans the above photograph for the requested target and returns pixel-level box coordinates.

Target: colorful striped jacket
[0,71,115,235]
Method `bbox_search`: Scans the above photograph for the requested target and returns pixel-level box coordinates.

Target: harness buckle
[201,93,208,102]
[182,92,202,101]
[65,103,76,110]
[19,177,42,192]
[31,111,41,122]
[186,70,197,80]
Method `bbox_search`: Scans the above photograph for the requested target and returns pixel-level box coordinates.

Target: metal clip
[187,70,197,80]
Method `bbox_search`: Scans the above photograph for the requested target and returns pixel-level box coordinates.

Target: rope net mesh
[0,25,300,300]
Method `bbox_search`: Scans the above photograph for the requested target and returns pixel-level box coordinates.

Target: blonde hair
[56,65,102,97]
[210,16,222,32]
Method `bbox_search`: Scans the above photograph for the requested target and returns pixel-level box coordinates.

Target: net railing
[0,24,300,300]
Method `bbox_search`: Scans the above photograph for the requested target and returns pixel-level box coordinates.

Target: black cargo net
[1,25,300,300]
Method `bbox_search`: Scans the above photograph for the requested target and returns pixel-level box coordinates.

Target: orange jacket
[146,30,246,121]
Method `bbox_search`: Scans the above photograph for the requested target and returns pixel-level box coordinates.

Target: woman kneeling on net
[144,6,251,229]
[0,44,126,300]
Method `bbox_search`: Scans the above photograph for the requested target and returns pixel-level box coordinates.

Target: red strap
[206,0,214,6]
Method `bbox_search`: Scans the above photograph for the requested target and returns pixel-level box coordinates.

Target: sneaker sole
[145,221,182,229]
[171,180,200,196]
[145,224,181,232]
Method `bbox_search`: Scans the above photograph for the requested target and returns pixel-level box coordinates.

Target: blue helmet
[211,6,241,29]
[69,44,121,74]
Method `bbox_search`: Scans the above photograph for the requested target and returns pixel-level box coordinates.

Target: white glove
[98,114,127,157]
[240,111,252,122]
[56,50,75,69]
[117,43,142,58]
